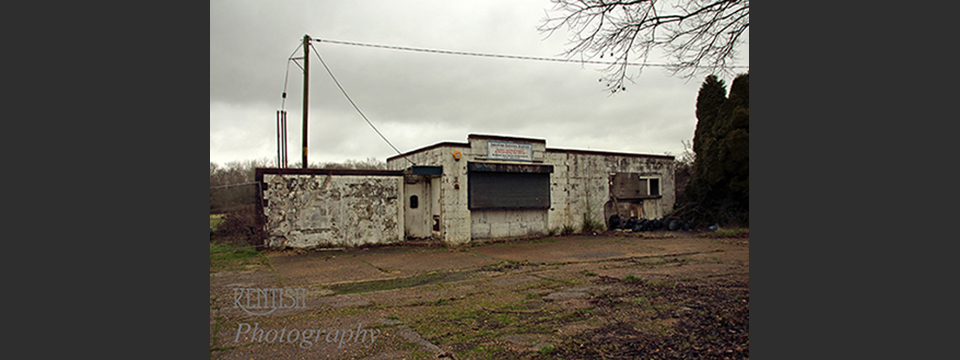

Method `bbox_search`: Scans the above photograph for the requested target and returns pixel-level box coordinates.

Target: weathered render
[255,169,404,248]
[255,134,675,249]
[387,134,675,246]
[545,150,676,233]
[388,142,473,245]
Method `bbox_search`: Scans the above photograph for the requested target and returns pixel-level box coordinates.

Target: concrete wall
[464,135,550,242]
[388,143,473,246]
[470,209,548,239]
[545,151,675,233]
[386,134,675,246]
[258,170,404,248]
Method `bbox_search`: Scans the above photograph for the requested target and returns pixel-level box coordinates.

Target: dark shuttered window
[467,162,552,210]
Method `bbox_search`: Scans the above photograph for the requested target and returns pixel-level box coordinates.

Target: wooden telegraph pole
[301,34,310,168]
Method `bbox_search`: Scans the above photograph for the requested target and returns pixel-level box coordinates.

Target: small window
[410,195,419,209]
[649,178,660,196]
[636,176,660,197]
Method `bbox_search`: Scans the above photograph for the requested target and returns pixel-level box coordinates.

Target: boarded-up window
[467,162,552,210]
[613,173,643,198]
[468,172,550,209]
[612,173,661,199]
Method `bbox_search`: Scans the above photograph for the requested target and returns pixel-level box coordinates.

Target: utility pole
[301,34,310,168]
[277,110,282,168]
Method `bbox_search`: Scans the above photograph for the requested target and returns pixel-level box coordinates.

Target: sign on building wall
[487,141,533,161]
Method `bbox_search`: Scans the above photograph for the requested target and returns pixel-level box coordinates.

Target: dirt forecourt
[210,231,749,359]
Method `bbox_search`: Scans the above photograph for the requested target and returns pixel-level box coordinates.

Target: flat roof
[387,142,675,162]
[468,133,546,144]
[386,141,470,163]
[545,147,675,160]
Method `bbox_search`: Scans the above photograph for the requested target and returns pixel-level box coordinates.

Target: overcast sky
[210,0,749,166]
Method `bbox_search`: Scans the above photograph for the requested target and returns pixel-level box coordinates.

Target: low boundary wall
[255,168,405,248]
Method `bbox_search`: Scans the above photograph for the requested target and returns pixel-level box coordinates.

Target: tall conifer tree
[679,73,749,226]
[717,73,749,221]
[693,75,727,156]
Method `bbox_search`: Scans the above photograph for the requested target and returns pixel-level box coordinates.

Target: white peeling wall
[546,151,675,232]
[261,174,403,248]
[388,145,474,246]
[470,209,548,239]
[387,137,675,245]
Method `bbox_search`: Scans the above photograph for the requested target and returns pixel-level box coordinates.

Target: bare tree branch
[539,0,749,93]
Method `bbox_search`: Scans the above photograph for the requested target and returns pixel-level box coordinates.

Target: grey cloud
[210,0,746,165]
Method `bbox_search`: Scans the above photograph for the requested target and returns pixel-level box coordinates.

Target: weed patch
[328,271,472,295]
[620,274,676,289]
[698,227,749,239]
[209,315,252,352]
[539,344,556,356]
[481,260,539,272]
[528,237,560,244]
[210,213,226,230]
[400,296,592,359]
[580,213,605,234]
[209,241,268,272]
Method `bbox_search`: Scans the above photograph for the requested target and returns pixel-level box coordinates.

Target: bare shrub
[211,208,265,247]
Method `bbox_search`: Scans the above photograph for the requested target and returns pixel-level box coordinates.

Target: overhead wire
[316,38,749,69]
[281,43,303,111]
[282,37,747,167]
[281,59,292,110]
[309,42,416,165]
[275,44,306,169]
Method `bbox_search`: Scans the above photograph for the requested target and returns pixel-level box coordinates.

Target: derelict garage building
[257,134,675,248]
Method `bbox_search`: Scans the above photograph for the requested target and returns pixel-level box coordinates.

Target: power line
[281,43,304,110]
[286,37,746,167]
[309,42,416,165]
[275,44,304,169]
[316,38,749,69]
[280,59,293,110]
[280,43,309,111]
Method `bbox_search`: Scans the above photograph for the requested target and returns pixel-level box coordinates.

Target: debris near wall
[607,214,693,233]
[664,199,747,231]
